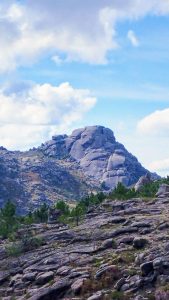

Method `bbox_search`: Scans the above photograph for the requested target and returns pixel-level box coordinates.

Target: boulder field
[1,195,169,299]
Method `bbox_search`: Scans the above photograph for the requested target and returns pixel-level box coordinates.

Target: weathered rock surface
[41,126,152,190]
[134,173,152,192]
[156,184,169,198]
[0,126,156,213]
[1,196,169,299]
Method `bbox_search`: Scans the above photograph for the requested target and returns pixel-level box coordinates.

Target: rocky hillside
[0,126,153,213]
[0,147,93,214]
[1,193,169,299]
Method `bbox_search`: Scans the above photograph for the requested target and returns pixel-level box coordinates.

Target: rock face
[40,126,151,190]
[0,125,154,212]
[0,147,93,214]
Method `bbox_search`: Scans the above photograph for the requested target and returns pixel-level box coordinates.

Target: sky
[0,0,169,176]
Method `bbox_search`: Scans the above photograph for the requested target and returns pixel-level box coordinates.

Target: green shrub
[32,203,48,223]
[111,290,129,300]
[6,233,44,257]
[21,232,44,252]
[0,200,19,239]
[5,242,22,257]
[55,200,70,216]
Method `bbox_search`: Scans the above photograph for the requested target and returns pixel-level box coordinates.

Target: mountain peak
[40,125,150,190]
[0,125,154,213]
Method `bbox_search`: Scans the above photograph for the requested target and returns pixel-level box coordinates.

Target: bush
[5,242,23,257]
[109,183,137,200]
[0,200,19,239]
[55,200,70,216]
[6,233,44,257]
[33,203,48,223]
[70,204,84,226]
[21,232,44,252]
[111,291,130,300]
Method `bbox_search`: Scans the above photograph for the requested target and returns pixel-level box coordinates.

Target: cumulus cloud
[127,30,139,47]
[149,158,169,172]
[0,82,96,150]
[137,108,169,135]
[0,0,169,71]
[136,107,169,176]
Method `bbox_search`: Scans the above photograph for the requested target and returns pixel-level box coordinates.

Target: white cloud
[0,82,96,150]
[137,108,169,135]
[127,30,139,47]
[136,108,169,176]
[51,55,63,65]
[149,158,169,172]
[0,0,169,71]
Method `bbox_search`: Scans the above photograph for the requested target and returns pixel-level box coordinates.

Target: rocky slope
[1,195,169,299]
[0,126,153,213]
[0,147,93,214]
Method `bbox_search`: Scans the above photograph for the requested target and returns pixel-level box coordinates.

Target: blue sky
[0,0,169,175]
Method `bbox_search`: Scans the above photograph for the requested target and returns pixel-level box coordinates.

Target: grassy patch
[5,242,22,257]
[111,290,132,300]
[80,267,121,298]
[5,235,44,257]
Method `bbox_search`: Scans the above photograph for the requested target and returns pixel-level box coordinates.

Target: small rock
[23,272,37,282]
[9,274,22,287]
[133,237,147,249]
[29,278,71,300]
[129,275,143,289]
[101,239,116,249]
[140,261,153,276]
[114,278,126,291]
[157,274,169,285]
[71,278,86,294]
[119,236,134,245]
[131,221,151,228]
[95,265,119,279]
[0,271,10,285]
[87,291,103,300]
[135,253,145,265]
[56,266,71,276]
[110,217,126,224]
[158,223,169,230]
[153,258,163,270]
[164,243,169,252]
[121,283,130,291]
[36,271,54,285]
[14,279,27,289]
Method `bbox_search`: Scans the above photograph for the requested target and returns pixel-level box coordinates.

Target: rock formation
[156,184,169,198]
[40,125,152,190]
[134,173,152,192]
[0,125,155,212]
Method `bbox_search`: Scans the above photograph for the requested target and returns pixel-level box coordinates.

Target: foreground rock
[1,196,169,299]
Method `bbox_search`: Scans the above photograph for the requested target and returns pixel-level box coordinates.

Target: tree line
[1,176,169,239]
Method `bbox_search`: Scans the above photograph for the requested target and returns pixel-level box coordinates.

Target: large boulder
[156,184,169,198]
[134,173,152,192]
